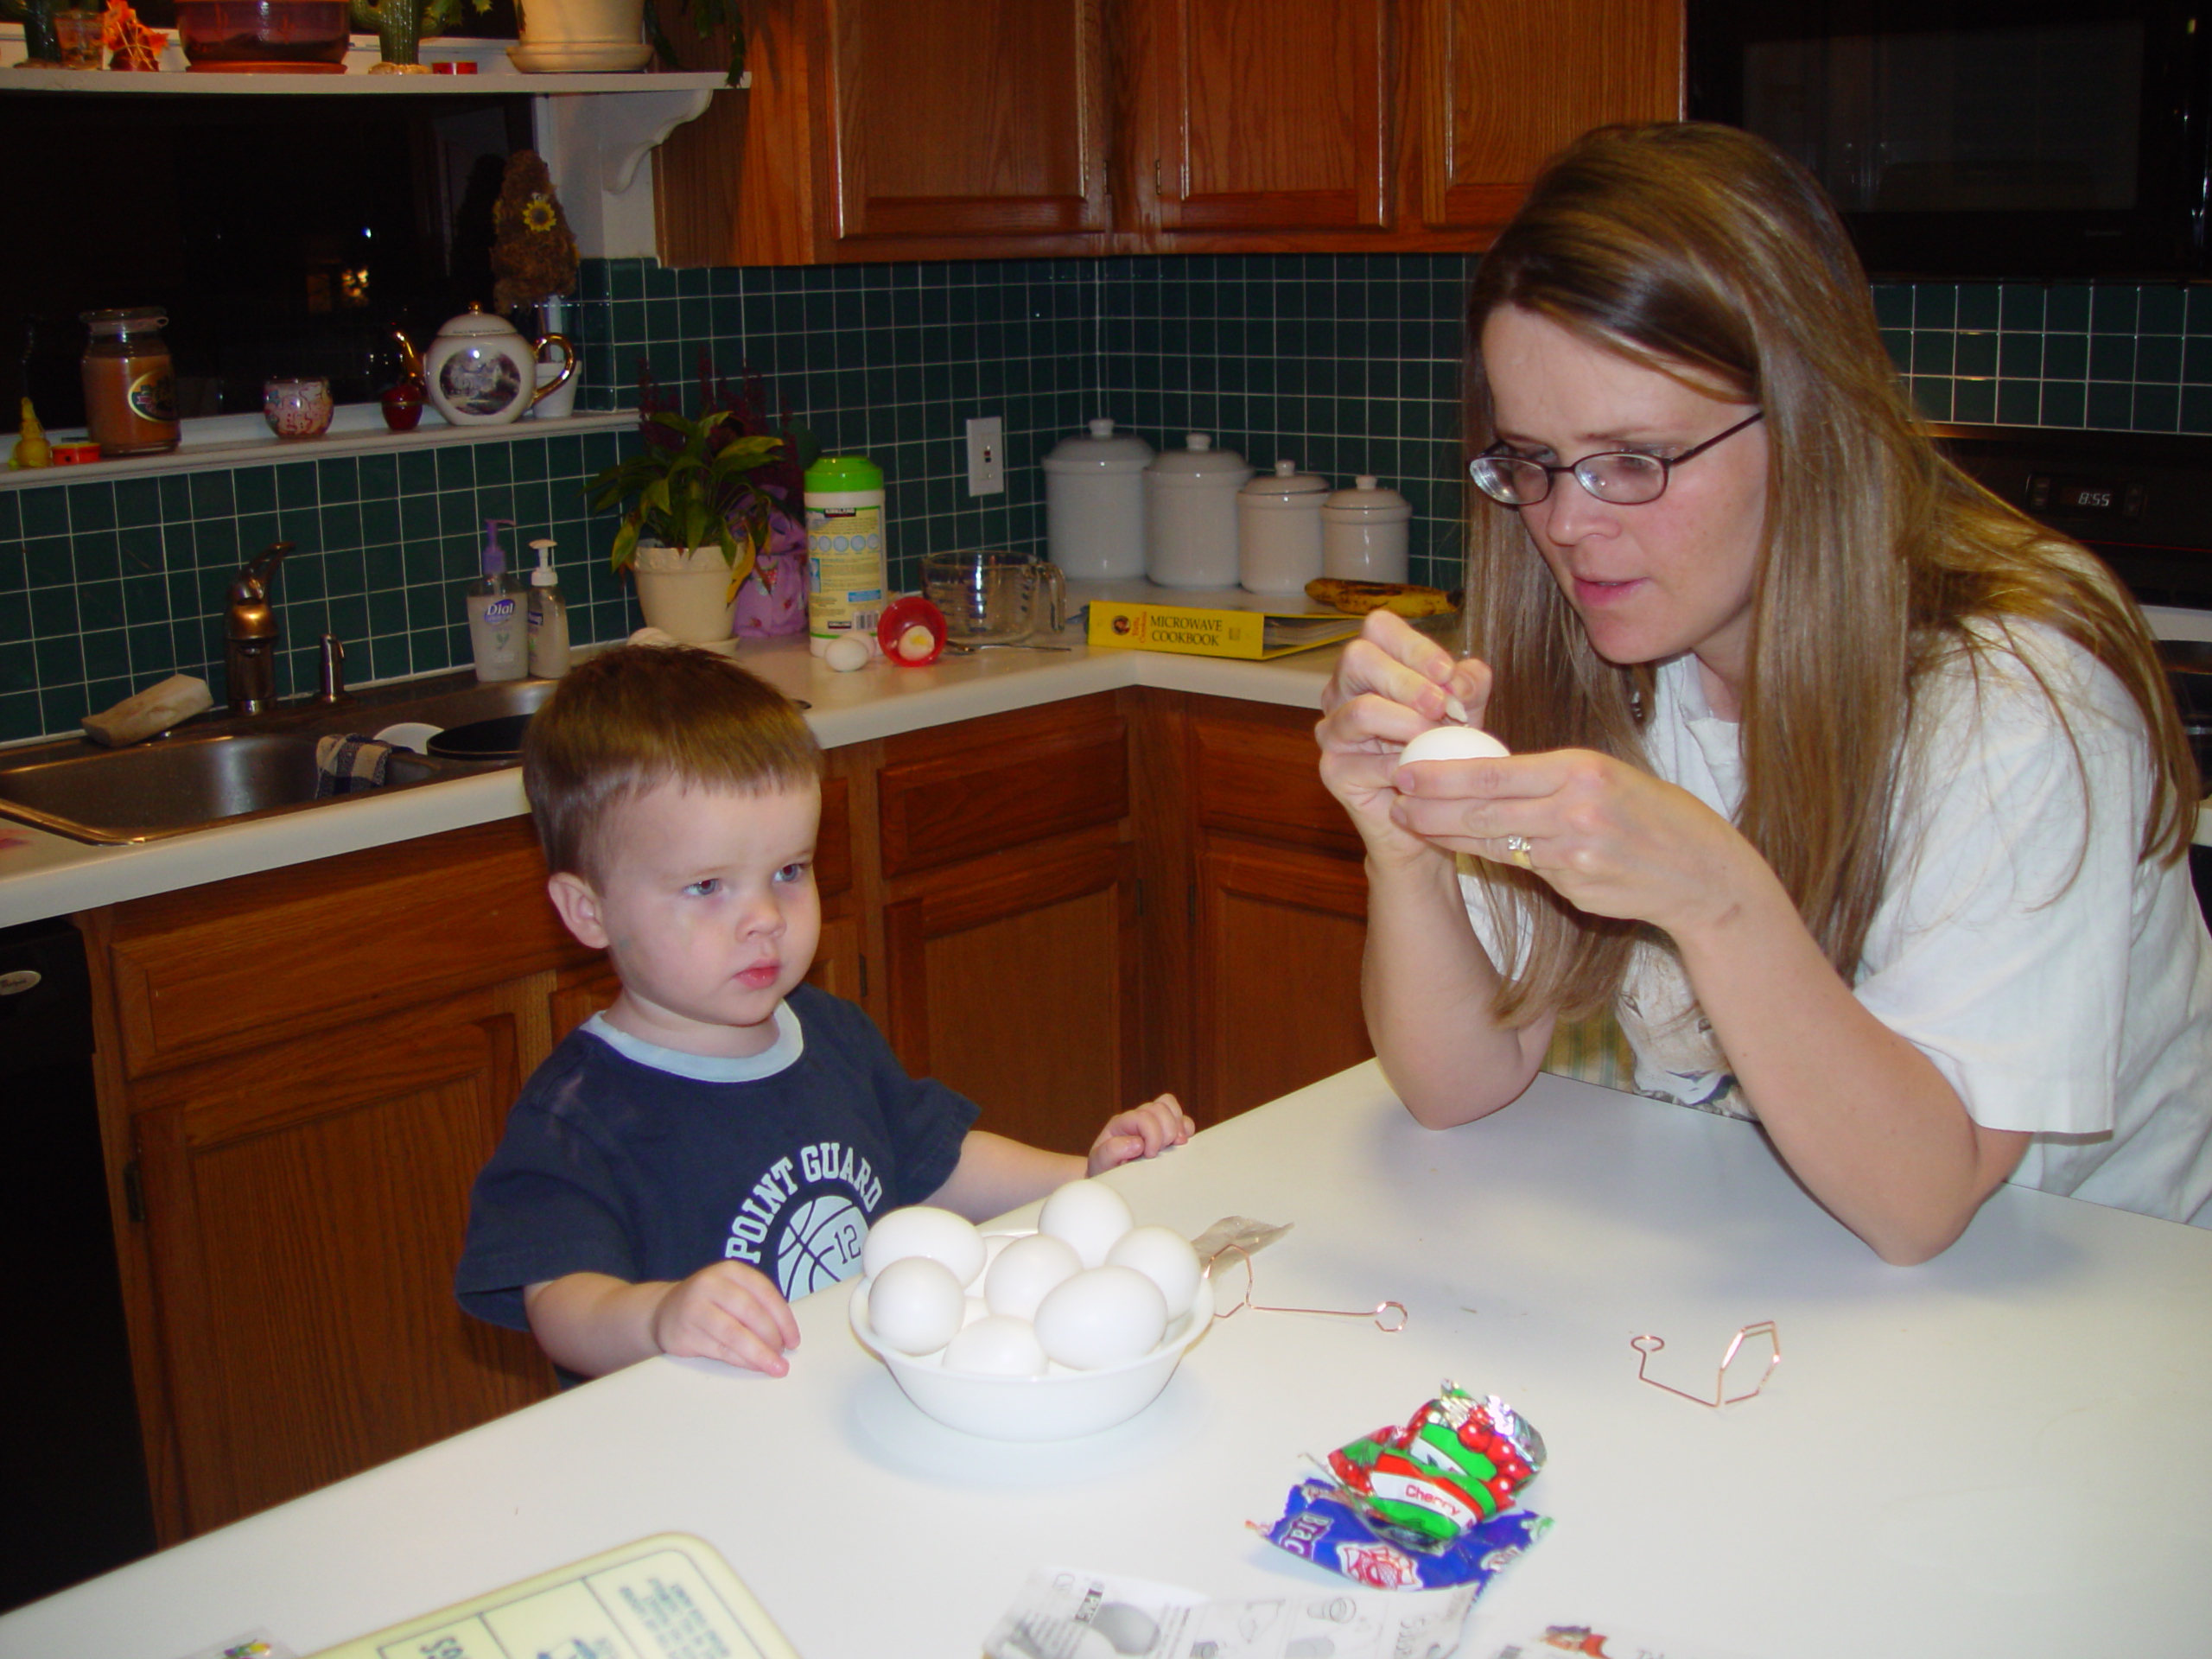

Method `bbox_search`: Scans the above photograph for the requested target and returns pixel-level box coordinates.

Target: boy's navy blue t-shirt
[454,982,978,1332]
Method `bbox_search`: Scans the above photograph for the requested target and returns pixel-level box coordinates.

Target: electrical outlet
[966,416,1004,496]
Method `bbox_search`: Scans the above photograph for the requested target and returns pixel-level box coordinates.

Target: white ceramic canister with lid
[1041,418,1154,580]
[1236,459,1331,594]
[1144,433,1252,588]
[1320,475,1413,583]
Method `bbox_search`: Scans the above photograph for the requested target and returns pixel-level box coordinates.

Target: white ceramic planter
[517,0,643,43]
[632,543,737,644]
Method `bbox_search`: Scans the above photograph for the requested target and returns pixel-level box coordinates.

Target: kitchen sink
[0,671,562,846]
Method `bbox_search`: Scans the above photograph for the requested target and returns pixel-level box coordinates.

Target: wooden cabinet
[872,694,1143,1155]
[653,0,1681,264]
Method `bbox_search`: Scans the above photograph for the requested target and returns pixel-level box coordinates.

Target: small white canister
[1237,459,1330,594]
[1042,418,1154,580]
[1144,433,1252,588]
[1320,474,1413,583]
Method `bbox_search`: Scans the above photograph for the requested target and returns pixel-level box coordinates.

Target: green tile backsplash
[4,257,2209,747]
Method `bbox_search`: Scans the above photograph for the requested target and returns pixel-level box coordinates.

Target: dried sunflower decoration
[490,151,580,315]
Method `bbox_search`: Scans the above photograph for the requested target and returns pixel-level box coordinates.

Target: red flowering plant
[587,355,820,598]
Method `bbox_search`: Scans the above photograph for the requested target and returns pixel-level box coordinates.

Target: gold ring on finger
[1505,834,1534,871]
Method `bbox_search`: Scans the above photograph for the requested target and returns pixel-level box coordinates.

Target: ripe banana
[1304,577,1458,618]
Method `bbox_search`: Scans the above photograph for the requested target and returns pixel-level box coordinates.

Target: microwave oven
[1686,0,2212,279]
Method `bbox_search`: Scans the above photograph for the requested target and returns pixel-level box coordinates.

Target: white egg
[1038,1179,1135,1269]
[824,635,871,672]
[1399,724,1510,764]
[970,1231,1019,1291]
[942,1314,1052,1378]
[861,1205,987,1286]
[1033,1265,1168,1370]
[984,1232,1084,1320]
[1104,1224,1203,1320]
[962,1294,990,1328]
[865,1256,969,1356]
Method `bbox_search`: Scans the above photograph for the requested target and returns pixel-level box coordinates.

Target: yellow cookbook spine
[1087,601,1273,659]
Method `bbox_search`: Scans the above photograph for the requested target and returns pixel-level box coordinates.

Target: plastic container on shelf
[79,308,178,458]
[1320,475,1413,583]
[1041,417,1154,580]
[175,0,351,70]
[1236,459,1329,594]
[804,454,887,657]
[1143,434,1251,589]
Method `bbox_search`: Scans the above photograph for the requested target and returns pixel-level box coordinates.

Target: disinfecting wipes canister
[804,454,887,657]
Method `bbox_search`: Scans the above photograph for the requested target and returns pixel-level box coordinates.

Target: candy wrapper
[1258,1383,1550,1592]
[1330,1387,1545,1541]
[1262,1480,1550,1592]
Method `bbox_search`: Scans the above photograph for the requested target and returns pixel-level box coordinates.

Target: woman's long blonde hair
[1463,122,2198,1024]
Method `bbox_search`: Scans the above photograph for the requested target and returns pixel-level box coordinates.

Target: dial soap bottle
[466,519,526,683]
[526,537,570,677]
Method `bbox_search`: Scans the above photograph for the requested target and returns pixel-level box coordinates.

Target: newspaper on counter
[984,1567,1480,1659]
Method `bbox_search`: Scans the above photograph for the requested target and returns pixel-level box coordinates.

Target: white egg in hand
[1033,1265,1168,1370]
[1399,724,1510,764]
[861,1205,987,1287]
[942,1314,1052,1378]
[1105,1224,1203,1320]
[984,1232,1084,1320]
[1038,1179,1135,1268]
[865,1256,968,1356]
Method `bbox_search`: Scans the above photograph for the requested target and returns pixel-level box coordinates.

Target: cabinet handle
[124,1159,145,1224]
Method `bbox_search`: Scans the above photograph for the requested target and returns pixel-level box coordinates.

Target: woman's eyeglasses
[1469,410,1764,506]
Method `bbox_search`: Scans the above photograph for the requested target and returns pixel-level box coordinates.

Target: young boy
[455,645,1192,1382]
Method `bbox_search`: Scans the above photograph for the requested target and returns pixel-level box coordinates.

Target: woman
[1317,123,2212,1263]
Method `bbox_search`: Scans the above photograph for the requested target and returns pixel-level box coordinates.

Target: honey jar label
[128,371,176,424]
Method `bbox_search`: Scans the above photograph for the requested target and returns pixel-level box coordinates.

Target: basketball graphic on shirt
[777,1193,868,1296]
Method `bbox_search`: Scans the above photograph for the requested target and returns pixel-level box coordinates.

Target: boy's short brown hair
[524,645,822,881]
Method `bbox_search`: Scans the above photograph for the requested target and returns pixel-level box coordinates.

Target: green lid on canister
[804,454,882,491]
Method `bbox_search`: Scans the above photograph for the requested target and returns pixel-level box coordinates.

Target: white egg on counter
[1105,1224,1203,1320]
[1398,724,1510,764]
[1039,1179,1135,1268]
[984,1232,1084,1320]
[861,1205,987,1287]
[942,1314,1052,1378]
[1033,1265,1168,1370]
[823,635,872,672]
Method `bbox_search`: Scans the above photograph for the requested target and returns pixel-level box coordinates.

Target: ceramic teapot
[394,306,574,427]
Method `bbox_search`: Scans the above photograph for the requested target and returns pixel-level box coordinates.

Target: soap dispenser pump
[526,537,570,678]
[467,518,526,683]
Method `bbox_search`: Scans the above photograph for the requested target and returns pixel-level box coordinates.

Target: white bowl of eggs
[848,1179,1214,1441]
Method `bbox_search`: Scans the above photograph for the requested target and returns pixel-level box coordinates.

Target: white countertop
[0,627,1342,928]
[4,1060,2205,1657]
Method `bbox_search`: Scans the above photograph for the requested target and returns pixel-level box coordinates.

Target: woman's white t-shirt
[1461,621,2212,1226]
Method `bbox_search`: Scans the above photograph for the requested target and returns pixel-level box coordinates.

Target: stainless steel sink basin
[0,671,561,845]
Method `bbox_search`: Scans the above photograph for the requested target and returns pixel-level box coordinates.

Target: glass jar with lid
[80,308,180,456]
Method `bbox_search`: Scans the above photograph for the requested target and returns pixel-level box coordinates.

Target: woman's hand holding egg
[1316,610,1494,867]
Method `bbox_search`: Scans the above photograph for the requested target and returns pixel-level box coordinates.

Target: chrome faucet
[226,542,292,715]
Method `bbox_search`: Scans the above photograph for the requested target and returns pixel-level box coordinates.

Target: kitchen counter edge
[0,637,1341,928]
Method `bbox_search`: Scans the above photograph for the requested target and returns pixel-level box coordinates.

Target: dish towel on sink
[315,734,395,798]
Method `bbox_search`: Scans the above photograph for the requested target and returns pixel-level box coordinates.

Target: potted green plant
[587,358,817,643]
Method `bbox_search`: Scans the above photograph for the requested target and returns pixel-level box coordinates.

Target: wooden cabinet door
[1409,0,1681,240]
[883,827,1141,1157]
[1195,836,1372,1125]
[1129,0,1395,241]
[825,0,1110,251]
[130,988,555,1537]
[1180,696,1372,1124]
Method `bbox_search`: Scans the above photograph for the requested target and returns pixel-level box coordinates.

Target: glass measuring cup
[920,550,1066,645]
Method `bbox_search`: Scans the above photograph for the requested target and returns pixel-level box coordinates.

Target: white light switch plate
[966,416,1004,495]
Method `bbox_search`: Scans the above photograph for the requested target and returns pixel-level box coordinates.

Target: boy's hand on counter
[652,1262,803,1376]
[1088,1094,1197,1175]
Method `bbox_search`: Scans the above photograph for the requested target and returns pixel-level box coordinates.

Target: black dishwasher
[0,916,156,1611]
